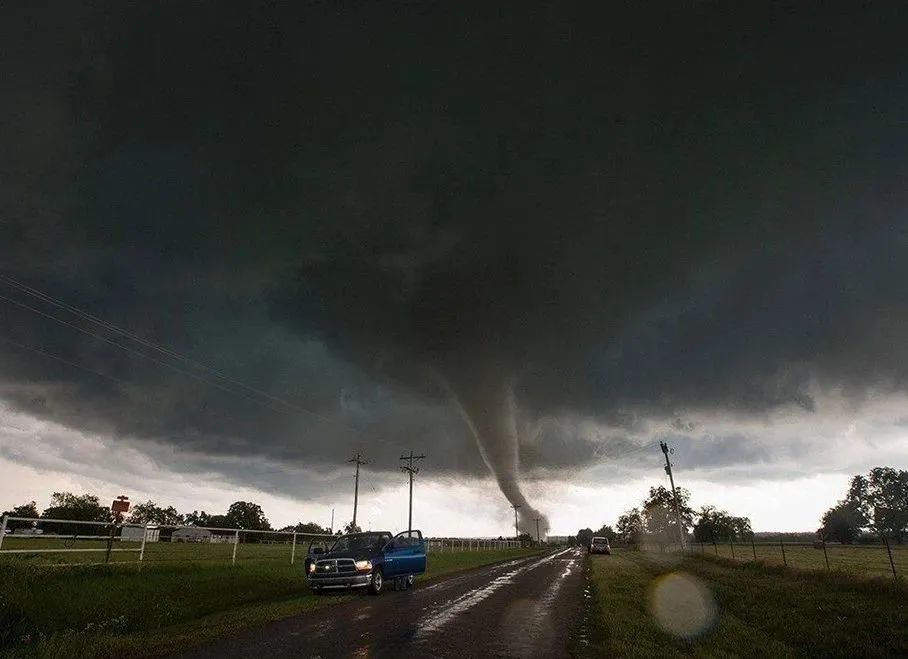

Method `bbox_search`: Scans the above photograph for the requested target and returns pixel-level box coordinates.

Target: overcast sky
[2,3,907,535]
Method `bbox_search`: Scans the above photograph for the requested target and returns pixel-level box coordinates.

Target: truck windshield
[329,533,389,553]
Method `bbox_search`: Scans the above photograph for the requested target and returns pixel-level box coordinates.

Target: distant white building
[121,525,160,542]
[172,526,212,543]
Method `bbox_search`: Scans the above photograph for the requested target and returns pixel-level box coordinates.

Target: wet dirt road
[173,547,586,659]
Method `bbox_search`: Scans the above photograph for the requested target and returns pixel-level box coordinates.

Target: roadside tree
[41,492,110,535]
[279,522,331,534]
[225,501,271,531]
[642,486,694,547]
[0,501,39,530]
[616,508,644,546]
[694,506,752,543]
[839,467,908,542]
[127,500,184,526]
[593,524,617,544]
[818,502,863,544]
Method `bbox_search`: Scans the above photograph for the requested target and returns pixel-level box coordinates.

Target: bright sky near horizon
[3,404,904,536]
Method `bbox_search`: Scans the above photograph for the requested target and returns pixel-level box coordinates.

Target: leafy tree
[842,467,908,542]
[343,521,362,534]
[642,486,694,546]
[517,532,534,546]
[818,502,863,544]
[206,515,231,528]
[576,528,594,547]
[127,500,183,526]
[694,506,752,543]
[593,524,617,543]
[278,522,331,534]
[183,510,211,526]
[41,492,110,535]
[616,508,644,546]
[42,492,109,522]
[1,501,39,530]
[224,501,271,531]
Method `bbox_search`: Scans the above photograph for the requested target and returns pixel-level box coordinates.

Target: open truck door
[383,529,426,579]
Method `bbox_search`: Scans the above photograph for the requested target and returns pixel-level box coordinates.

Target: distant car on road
[306,530,426,595]
[589,536,611,555]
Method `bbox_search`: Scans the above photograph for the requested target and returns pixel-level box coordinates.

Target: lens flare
[648,572,716,639]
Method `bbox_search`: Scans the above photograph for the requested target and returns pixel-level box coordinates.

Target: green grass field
[0,537,298,566]
[578,550,908,658]
[0,546,542,658]
[689,542,906,579]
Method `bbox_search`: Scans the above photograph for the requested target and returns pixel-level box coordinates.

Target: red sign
[111,496,130,513]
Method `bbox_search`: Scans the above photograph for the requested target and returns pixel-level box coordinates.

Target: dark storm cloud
[2,3,908,515]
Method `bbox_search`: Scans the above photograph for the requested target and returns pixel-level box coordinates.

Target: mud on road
[172,547,587,659]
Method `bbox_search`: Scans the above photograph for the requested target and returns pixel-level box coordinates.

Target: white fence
[426,538,522,551]
[0,516,529,568]
[0,516,334,567]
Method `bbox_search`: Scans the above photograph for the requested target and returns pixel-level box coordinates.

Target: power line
[600,439,660,461]
[0,331,278,437]
[0,279,403,447]
[0,274,313,414]
[0,291,293,416]
[0,333,127,386]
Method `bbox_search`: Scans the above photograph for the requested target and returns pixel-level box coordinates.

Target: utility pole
[348,453,368,529]
[660,441,686,550]
[329,508,334,534]
[534,517,541,543]
[399,451,426,531]
[512,503,521,541]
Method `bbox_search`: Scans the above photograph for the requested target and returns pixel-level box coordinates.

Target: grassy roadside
[577,549,908,658]
[1,548,541,658]
[693,542,907,579]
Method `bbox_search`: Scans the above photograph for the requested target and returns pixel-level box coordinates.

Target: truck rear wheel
[368,568,384,595]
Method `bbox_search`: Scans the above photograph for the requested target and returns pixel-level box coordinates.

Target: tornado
[444,371,549,538]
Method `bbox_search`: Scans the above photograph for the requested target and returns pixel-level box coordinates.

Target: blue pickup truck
[305,530,426,595]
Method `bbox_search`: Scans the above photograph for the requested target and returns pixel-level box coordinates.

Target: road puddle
[413,549,572,640]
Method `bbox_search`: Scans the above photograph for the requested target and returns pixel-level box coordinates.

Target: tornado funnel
[444,372,549,538]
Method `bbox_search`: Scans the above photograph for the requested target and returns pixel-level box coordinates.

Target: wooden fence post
[780,539,787,566]
[884,536,897,579]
